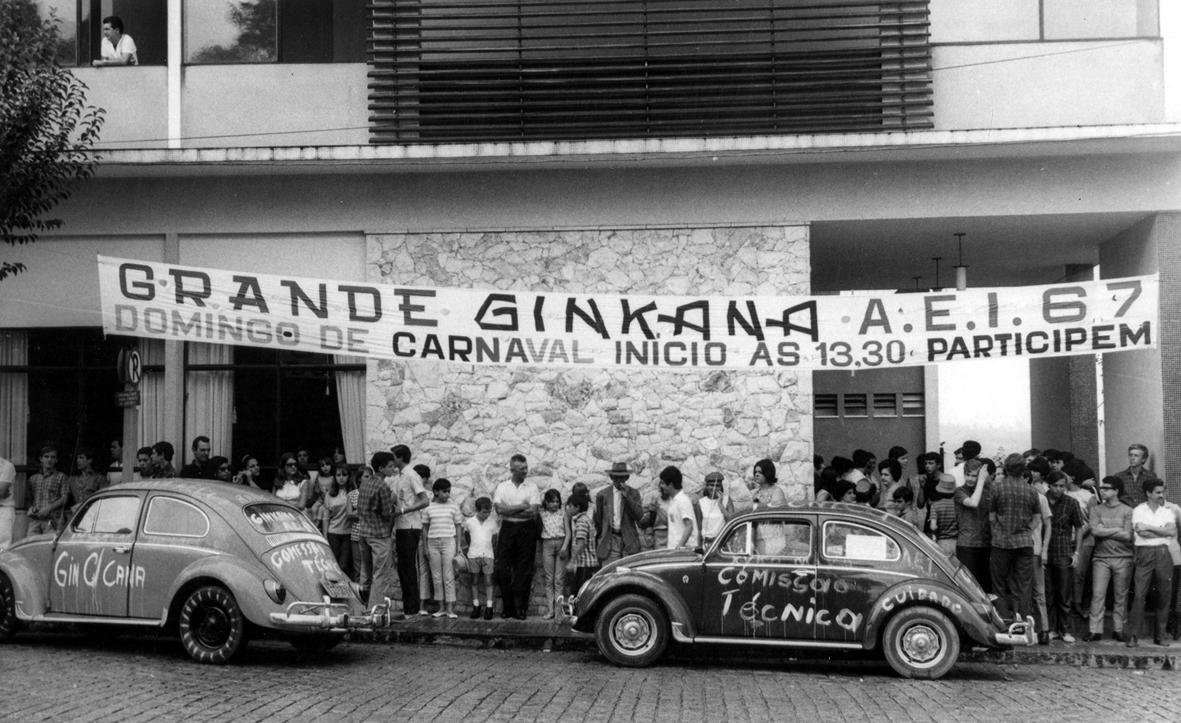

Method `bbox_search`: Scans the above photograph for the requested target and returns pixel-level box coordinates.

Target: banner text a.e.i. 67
[97,257,1158,371]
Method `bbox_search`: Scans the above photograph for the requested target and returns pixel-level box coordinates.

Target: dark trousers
[328,532,353,581]
[1045,558,1075,635]
[956,545,992,594]
[990,546,1035,620]
[395,528,422,614]
[1129,545,1174,640]
[495,520,536,617]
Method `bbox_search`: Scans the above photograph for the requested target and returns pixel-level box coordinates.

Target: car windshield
[243,503,320,535]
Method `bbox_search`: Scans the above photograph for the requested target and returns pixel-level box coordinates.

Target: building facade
[2,1,1180,537]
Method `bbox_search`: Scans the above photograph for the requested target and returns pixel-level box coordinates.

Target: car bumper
[267,597,396,631]
[990,615,1037,646]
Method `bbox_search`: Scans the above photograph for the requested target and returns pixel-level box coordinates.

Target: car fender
[164,555,280,627]
[0,553,51,619]
[863,580,997,649]
[573,569,696,641]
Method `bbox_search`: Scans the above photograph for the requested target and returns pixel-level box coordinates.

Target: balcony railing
[368,0,933,143]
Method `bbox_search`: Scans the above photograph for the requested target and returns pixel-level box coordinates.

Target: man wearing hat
[595,462,645,564]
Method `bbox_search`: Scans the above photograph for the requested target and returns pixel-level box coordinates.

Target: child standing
[464,497,497,620]
[538,489,567,619]
[422,478,463,618]
[565,494,599,595]
[315,463,355,576]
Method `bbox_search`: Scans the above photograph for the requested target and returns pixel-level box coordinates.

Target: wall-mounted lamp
[953,232,968,291]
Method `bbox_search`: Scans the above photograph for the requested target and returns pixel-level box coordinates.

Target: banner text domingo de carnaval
[97,256,1158,371]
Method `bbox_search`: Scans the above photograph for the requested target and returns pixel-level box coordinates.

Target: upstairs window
[184,0,366,64]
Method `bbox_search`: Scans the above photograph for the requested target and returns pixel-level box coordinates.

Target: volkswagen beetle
[0,479,391,663]
[567,502,1034,679]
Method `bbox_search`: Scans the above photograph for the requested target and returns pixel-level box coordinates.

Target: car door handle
[113,545,131,554]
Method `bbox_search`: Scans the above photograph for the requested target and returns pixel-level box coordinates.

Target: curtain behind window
[137,338,167,452]
[333,355,365,465]
[185,343,234,463]
[0,331,29,464]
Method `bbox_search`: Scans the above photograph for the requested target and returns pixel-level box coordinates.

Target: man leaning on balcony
[91,15,137,67]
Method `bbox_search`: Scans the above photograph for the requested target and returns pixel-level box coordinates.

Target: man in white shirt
[0,456,16,552]
[659,466,697,550]
[92,16,138,67]
[493,453,540,619]
[1127,479,1176,647]
[388,444,429,616]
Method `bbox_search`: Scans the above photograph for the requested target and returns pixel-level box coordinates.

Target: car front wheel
[881,605,960,680]
[178,585,246,664]
[0,573,18,641]
[594,594,668,667]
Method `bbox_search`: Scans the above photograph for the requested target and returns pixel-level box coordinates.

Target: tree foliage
[1,0,104,281]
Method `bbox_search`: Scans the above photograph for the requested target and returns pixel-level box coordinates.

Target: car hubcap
[196,605,230,647]
[612,611,654,653]
[900,623,942,665]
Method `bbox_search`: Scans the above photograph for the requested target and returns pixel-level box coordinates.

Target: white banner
[97,256,1158,371]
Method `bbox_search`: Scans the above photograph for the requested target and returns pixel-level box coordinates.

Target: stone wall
[367,225,812,506]
[365,225,812,613]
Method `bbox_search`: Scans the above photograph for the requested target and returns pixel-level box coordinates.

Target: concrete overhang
[91,123,1181,178]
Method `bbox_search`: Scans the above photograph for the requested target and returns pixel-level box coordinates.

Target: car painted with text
[567,502,1034,679]
[0,479,390,663]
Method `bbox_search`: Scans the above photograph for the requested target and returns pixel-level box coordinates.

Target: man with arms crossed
[1086,476,1133,642]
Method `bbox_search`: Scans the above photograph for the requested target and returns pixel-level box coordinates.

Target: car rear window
[244,503,320,535]
[144,497,210,538]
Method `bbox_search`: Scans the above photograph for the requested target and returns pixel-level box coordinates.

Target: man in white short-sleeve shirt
[1127,479,1176,647]
[92,16,138,67]
[659,465,697,550]
[493,454,540,619]
[389,444,429,615]
[0,456,16,552]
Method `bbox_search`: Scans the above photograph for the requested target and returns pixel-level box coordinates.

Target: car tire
[289,633,343,655]
[594,594,668,667]
[0,573,18,641]
[178,585,246,664]
[881,605,960,680]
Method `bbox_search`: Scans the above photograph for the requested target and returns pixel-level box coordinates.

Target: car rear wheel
[289,633,344,655]
[594,594,668,667]
[882,606,960,680]
[178,585,246,664]
[0,573,18,641]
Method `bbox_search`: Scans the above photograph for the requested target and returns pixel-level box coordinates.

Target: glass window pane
[823,521,900,562]
[186,0,276,63]
[34,0,78,65]
[102,0,168,65]
[752,521,811,559]
[92,495,142,534]
[145,496,210,537]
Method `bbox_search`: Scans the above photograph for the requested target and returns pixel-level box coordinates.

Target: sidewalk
[356,616,1180,671]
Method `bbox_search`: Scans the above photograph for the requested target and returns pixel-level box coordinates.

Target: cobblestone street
[1,632,1178,722]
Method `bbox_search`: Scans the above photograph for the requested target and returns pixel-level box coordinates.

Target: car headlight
[264,579,287,604]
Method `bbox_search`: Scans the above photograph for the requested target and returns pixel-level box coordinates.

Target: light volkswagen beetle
[566,502,1035,679]
[0,479,391,663]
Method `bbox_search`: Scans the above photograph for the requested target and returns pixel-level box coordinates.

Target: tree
[0,0,104,281]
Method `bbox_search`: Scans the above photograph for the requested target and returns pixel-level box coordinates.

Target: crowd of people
[813,441,1174,648]
[0,435,1175,644]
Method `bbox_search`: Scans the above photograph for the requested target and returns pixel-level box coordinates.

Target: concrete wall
[181,65,369,147]
[73,68,169,149]
[930,0,1158,42]
[366,226,813,508]
[931,41,1163,130]
[813,367,925,470]
[1098,215,1164,478]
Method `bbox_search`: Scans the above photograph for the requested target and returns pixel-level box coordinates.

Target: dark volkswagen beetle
[0,479,391,663]
[568,502,1034,679]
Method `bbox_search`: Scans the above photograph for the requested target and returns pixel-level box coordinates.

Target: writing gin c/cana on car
[0,478,394,663]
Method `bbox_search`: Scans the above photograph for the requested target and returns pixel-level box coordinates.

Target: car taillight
[264,579,287,604]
